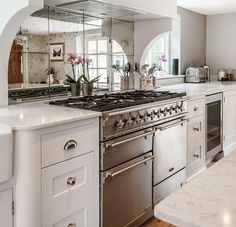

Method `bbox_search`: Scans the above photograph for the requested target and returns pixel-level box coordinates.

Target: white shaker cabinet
[223,90,236,156]
[187,98,205,179]
[14,117,99,227]
[0,188,13,227]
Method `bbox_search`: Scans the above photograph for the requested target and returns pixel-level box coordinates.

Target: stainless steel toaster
[185,67,206,83]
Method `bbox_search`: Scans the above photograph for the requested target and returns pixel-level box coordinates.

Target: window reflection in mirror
[140,18,180,76]
[8,6,134,103]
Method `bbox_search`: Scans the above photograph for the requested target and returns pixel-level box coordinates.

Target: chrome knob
[117,119,125,128]
[126,117,134,126]
[67,177,76,186]
[193,154,199,158]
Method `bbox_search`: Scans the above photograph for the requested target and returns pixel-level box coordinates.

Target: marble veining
[155,151,236,227]
[0,102,100,130]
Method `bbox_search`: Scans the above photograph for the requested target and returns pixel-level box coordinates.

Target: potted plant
[80,74,101,96]
[65,54,82,96]
[112,63,131,90]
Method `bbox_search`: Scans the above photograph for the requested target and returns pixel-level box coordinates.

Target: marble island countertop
[0,102,101,130]
[154,151,236,227]
[158,81,236,99]
[2,80,236,131]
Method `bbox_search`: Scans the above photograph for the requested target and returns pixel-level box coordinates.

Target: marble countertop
[0,102,100,130]
[2,81,236,131]
[158,81,236,99]
[154,151,236,227]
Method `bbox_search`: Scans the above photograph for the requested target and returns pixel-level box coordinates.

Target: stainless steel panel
[153,169,186,205]
[101,129,154,171]
[101,153,153,227]
[153,118,187,185]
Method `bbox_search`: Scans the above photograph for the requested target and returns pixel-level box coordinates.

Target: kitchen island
[154,150,236,227]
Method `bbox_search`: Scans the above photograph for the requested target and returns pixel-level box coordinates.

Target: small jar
[218,69,225,81]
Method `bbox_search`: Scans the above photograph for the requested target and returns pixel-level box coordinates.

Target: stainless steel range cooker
[50,90,187,227]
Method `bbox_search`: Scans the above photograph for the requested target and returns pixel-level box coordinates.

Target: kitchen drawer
[187,115,204,143]
[42,152,95,227]
[41,123,96,168]
[153,169,186,205]
[187,141,204,177]
[188,98,205,118]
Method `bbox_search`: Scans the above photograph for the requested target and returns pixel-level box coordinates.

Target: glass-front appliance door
[206,93,222,160]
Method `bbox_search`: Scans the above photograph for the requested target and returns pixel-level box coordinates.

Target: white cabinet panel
[42,153,95,227]
[187,101,205,179]
[223,90,236,155]
[0,188,13,227]
[41,122,96,168]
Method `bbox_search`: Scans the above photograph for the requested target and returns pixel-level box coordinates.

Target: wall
[0,0,43,106]
[134,18,172,64]
[178,7,207,74]
[206,13,236,76]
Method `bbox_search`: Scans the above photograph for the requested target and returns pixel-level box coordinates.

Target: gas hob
[49,90,187,140]
[49,90,186,112]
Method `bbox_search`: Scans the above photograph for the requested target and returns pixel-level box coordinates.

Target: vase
[82,83,93,96]
[121,75,129,91]
[46,74,54,84]
[70,83,80,96]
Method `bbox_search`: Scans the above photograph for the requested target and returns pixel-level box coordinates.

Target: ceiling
[177,0,236,15]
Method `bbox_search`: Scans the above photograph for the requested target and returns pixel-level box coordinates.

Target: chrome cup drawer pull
[67,177,76,186]
[67,223,76,227]
[64,140,77,151]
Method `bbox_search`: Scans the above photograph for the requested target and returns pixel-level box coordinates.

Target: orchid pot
[70,83,81,96]
[82,83,93,96]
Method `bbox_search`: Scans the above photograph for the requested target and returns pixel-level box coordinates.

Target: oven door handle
[105,130,155,149]
[156,118,188,131]
[105,155,155,179]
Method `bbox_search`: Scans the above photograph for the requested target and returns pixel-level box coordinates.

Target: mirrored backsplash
[9,6,134,103]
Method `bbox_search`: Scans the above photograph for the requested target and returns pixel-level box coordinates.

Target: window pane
[98,39,107,53]
[89,55,97,68]
[98,69,107,83]
[113,71,121,83]
[113,55,125,66]
[98,55,107,68]
[88,41,96,54]
[89,69,97,79]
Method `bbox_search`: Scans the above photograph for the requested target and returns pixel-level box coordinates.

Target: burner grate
[49,90,187,112]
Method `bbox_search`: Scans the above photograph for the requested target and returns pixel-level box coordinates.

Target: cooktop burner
[49,90,187,112]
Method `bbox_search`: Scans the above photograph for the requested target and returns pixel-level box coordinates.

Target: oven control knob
[149,112,155,120]
[117,119,125,129]
[135,116,141,124]
[126,117,134,126]
[154,110,161,118]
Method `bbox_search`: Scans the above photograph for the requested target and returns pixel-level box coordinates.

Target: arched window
[141,33,170,73]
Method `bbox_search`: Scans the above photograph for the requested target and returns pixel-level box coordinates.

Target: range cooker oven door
[101,128,154,171]
[153,118,187,203]
[101,152,154,227]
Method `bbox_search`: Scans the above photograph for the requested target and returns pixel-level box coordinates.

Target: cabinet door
[223,90,236,155]
[187,116,205,177]
[42,153,96,227]
[0,189,13,227]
